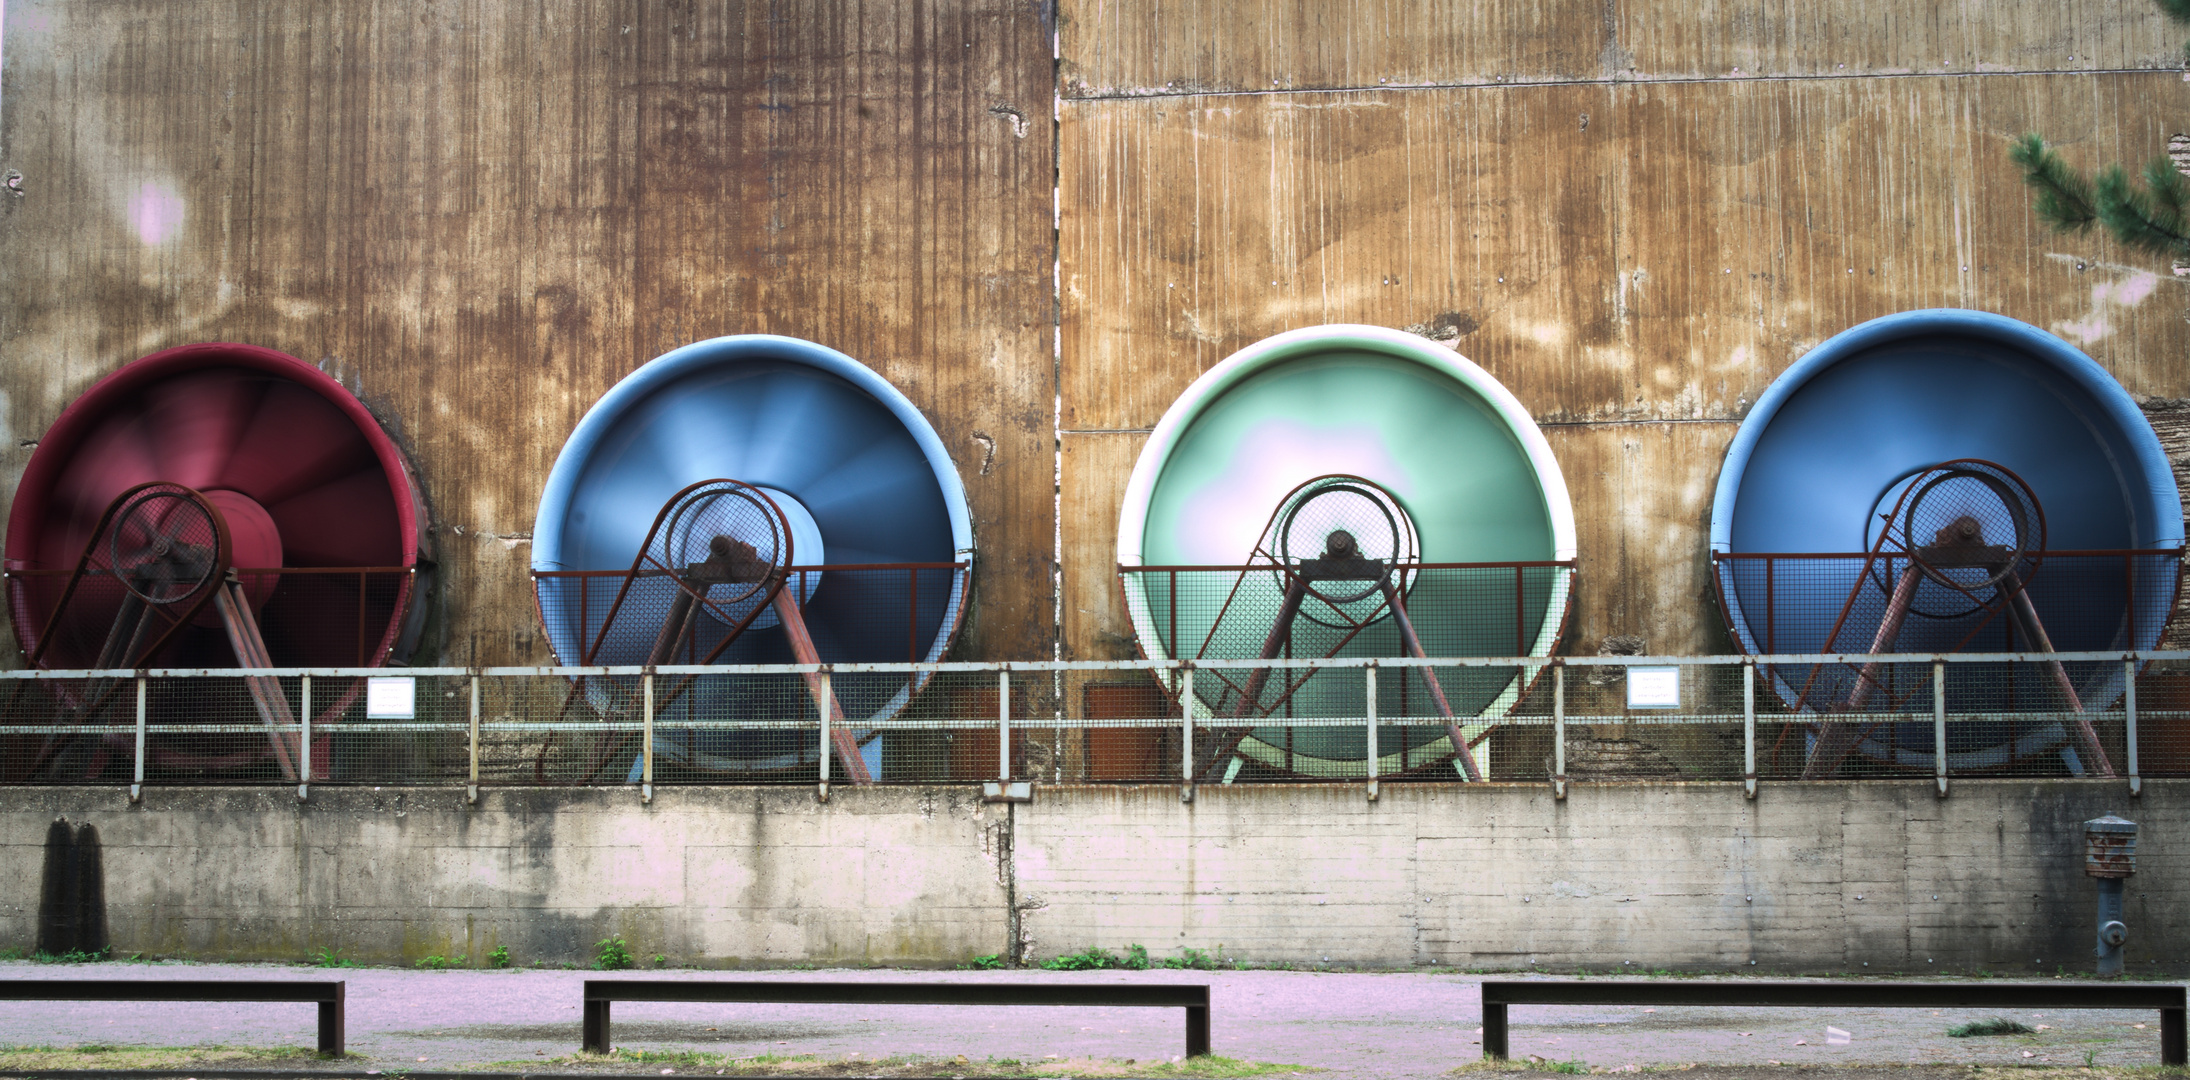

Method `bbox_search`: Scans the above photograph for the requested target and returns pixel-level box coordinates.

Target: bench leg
[583,999,611,1054]
[1482,1002,1508,1060]
[2163,1007,2185,1067]
[317,999,344,1058]
[1185,1005,1210,1058]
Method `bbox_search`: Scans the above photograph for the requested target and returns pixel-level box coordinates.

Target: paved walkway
[0,962,2174,1078]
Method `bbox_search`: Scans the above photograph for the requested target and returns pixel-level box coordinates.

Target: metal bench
[1481,980,2185,1065]
[0,979,344,1057]
[582,979,1210,1058]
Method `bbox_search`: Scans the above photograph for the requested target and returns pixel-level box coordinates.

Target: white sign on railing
[1626,666,1681,709]
[365,677,416,719]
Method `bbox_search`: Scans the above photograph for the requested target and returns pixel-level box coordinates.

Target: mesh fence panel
[2136,659,2190,777]
[0,675,133,783]
[138,674,302,784]
[1752,658,2129,781]
[1558,661,1748,782]
[320,674,470,785]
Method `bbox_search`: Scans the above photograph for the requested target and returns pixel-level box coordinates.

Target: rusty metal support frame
[581,980,1210,1059]
[1711,547,2179,781]
[530,560,966,787]
[13,563,414,671]
[1480,981,2186,1066]
[1121,560,1571,785]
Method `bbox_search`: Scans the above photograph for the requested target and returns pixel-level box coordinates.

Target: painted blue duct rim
[533,334,974,573]
[1709,308,2182,556]
[1118,323,1578,570]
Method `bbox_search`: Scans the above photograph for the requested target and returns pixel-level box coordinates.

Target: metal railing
[1,651,2187,797]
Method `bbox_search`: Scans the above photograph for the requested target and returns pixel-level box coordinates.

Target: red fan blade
[136,368,269,492]
[264,467,400,567]
[215,380,378,508]
[39,408,161,567]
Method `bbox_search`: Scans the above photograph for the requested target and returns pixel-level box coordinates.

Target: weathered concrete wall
[1014,781,2183,973]
[0,786,1013,967]
[1,781,2177,973]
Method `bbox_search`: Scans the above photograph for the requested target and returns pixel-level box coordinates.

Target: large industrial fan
[1117,325,1576,782]
[4,343,434,780]
[530,335,972,782]
[1710,310,2184,777]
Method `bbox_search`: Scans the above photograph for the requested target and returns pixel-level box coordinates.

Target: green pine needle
[2160,0,2190,26]
[2011,134,2098,233]
[2096,160,2190,257]
[2141,154,2190,225]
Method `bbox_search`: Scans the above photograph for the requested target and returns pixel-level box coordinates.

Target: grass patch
[488,1049,1311,1077]
[0,1042,337,1070]
[311,944,362,968]
[1948,1017,2039,1037]
[1039,945,1234,972]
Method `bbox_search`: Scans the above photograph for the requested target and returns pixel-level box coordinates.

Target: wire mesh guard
[531,478,969,782]
[1118,475,1574,782]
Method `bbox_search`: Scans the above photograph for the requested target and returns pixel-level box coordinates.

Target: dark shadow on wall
[38,818,106,958]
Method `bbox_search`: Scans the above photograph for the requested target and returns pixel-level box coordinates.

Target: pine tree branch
[2159,0,2190,26]
[2096,162,2190,258]
[2011,134,2098,233]
[2142,155,2190,225]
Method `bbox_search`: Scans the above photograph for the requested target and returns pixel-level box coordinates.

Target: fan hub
[204,489,284,573]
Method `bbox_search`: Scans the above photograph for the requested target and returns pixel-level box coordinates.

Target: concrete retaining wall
[0,781,2176,973]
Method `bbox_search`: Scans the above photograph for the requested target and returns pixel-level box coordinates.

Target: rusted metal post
[817,668,833,799]
[467,673,480,805]
[1365,663,1379,801]
[1483,1001,1509,1059]
[298,674,311,802]
[1180,666,1194,803]
[1933,659,1948,798]
[1743,661,1757,799]
[1552,664,1567,801]
[131,675,146,802]
[640,671,654,804]
[1186,999,1211,1057]
[2126,658,2141,797]
[319,982,345,1057]
[997,668,1011,781]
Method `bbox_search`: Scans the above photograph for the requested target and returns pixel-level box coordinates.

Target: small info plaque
[1626,666,1680,709]
[365,677,417,719]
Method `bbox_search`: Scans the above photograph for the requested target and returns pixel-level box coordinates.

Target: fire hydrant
[2083,814,2137,977]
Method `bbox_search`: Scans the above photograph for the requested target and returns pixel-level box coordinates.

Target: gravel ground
[0,962,2174,1079]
